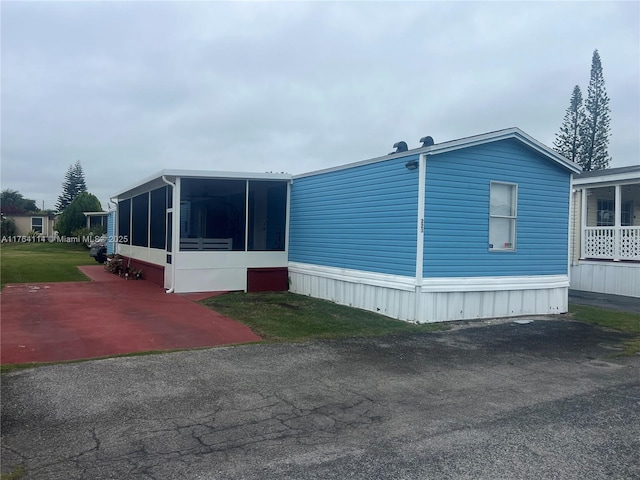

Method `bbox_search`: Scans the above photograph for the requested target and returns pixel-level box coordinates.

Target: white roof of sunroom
[111,169,292,198]
[294,127,582,179]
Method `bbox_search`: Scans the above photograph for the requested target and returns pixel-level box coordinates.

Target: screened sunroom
[111,170,291,293]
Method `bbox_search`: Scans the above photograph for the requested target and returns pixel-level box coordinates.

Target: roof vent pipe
[420,136,435,147]
[389,141,408,155]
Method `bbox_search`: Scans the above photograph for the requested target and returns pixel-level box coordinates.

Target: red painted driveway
[0,266,261,364]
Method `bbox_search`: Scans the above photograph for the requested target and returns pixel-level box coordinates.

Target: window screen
[150,187,167,249]
[489,182,517,251]
[131,194,149,247]
[118,199,131,244]
[248,181,287,251]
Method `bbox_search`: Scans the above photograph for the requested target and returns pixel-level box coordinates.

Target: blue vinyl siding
[289,156,419,276]
[423,139,570,277]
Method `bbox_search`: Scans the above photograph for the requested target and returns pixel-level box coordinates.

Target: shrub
[56,192,102,236]
[1,217,17,237]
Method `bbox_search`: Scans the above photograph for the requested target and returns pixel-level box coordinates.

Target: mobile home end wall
[289,139,572,323]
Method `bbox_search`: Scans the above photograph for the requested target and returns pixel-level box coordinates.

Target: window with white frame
[489,182,517,251]
[596,199,632,227]
[597,199,614,226]
[31,217,43,233]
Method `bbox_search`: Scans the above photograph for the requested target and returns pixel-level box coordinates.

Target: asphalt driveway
[2,317,639,479]
[569,289,640,314]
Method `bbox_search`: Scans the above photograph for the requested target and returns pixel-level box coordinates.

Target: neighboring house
[288,127,581,322]
[110,170,291,292]
[83,211,109,231]
[2,212,57,237]
[570,165,640,298]
[111,128,582,323]
[85,210,116,254]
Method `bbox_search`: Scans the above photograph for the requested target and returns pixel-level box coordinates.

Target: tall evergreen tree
[56,160,88,211]
[553,85,585,164]
[581,49,611,171]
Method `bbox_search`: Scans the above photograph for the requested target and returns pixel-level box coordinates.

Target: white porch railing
[583,226,640,260]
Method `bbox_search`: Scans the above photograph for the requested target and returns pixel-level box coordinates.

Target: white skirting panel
[571,261,640,298]
[417,287,567,322]
[288,262,416,321]
[173,267,247,293]
[289,262,569,323]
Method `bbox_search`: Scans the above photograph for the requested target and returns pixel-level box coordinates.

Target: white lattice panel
[620,227,640,260]
[584,228,614,258]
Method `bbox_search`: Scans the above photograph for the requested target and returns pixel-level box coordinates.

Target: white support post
[244,180,250,254]
[414,154,427,321]
[580,188,588,259]
[614,184,621,261]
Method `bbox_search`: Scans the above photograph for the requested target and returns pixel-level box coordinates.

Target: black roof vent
[389,141,408,155]
[420,136,434,147]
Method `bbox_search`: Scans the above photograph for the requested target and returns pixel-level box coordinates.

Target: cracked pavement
[2,318,639,479]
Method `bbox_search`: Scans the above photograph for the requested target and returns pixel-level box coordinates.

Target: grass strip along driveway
[202,292,446,342]
[569,304,640,355]
[0,242,95,287]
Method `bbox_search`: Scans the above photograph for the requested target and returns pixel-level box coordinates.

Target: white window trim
[31,217,44,233]
[489,181,518,252]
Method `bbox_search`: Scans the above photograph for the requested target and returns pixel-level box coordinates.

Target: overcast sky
[1,1,639,211]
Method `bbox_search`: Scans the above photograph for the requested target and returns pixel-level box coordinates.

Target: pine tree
[553,85,585,164]
[55,191,102,236]
[580,49,611,171]
[56,160,88,211]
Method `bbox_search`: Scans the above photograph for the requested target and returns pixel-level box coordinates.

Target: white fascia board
[421,275,570,292]
[112,169,292,198]
[572,172,640,186]
[161,169,292,181]
[428,128,582,174]
[292,152,422,179]
[293,127,581,180]
[111,170,172,198]
[426,128,520,155]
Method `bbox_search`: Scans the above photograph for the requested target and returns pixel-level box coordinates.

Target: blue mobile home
[288,128,582,323]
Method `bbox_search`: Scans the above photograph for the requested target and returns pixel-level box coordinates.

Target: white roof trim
[294,127,581,179]
[293,152,421,179]
[112,169,292,198]
[83,211,109,216]
[572,171,640,186]
[427,127,582,173]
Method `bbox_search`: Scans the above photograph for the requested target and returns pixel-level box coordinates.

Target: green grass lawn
[204,292,640,354]
[0,241,96,287]
[569,304,640,355]
[202,291,447,342]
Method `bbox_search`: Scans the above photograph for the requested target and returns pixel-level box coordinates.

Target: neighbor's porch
[580,182,640,261]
